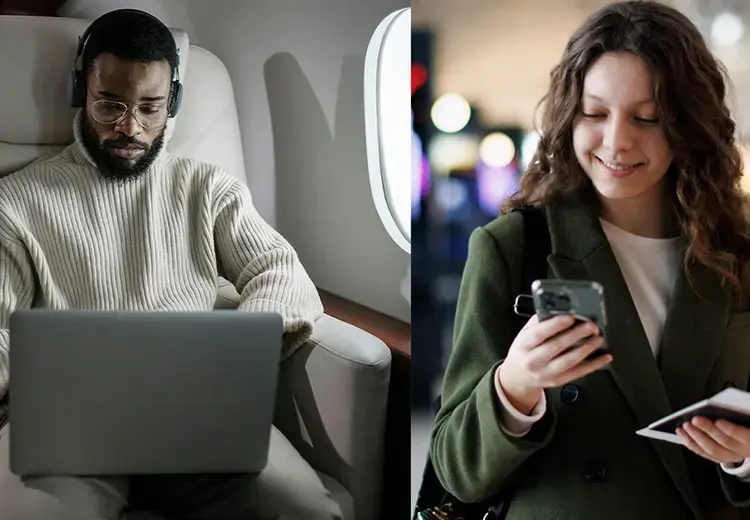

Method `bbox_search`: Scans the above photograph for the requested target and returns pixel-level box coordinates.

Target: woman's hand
[677,417,750,465]
[498,313,613,414]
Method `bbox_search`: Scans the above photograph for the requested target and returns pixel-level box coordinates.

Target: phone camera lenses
[542,291,571,311]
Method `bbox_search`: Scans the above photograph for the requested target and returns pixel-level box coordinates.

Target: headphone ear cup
[68,70,86,108]
[168,81,182,118]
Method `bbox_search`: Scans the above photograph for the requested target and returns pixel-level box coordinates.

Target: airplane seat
[0,14,391,520]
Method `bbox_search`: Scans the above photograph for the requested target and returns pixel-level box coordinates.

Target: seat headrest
[0,15,189,146]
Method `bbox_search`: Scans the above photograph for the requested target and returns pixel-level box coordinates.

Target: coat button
[560,384,580,404]
[583,461,608,483]
[724,381,737,390]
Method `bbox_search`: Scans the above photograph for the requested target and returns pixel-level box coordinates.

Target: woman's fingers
[552,350,612,387]
[539,334,609,384]
[508,314,611,391]
[543,333,602,371]
[527,319,598,366]
[518,314,576,353]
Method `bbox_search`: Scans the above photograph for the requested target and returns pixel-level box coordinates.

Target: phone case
[531,279,609,359]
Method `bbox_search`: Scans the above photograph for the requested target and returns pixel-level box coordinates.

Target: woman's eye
[581,111,659,124]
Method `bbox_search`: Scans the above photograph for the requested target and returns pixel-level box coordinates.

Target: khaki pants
[0,425,343,520]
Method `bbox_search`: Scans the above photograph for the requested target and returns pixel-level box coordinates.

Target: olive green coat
[431,199,750,520]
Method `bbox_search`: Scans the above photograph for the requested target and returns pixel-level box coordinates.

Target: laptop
[8,310,283,478]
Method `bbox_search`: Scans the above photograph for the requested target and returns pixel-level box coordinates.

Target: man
[0,9,343,520]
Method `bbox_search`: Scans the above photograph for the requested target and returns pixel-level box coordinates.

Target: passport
[637,388,750,445]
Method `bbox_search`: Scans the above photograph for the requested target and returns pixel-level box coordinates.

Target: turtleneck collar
[70,109,174,173]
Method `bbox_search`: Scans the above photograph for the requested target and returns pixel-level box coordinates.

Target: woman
[430,1,750,519]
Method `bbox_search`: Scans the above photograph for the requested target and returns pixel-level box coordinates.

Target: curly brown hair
[503,0,750,303]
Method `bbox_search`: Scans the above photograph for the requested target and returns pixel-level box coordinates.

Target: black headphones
[67,8,183,118]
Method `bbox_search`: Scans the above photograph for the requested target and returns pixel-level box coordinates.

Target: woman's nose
[602,115,635,152]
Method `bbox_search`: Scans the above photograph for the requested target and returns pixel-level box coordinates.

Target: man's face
[81,52,172,182]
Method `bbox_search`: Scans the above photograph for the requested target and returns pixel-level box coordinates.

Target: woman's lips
[595,156,643,178]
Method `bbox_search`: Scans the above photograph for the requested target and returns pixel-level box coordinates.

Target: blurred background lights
[428,133,480,174]
[712,12,744,47]
[520,131,541,171]
[434,178,468,213]
[479,132,516,168]
[431,93,471,133]
[412,128,424,217]
[476,162,517,215]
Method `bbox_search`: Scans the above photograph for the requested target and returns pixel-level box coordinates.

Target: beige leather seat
[0,14,391,520]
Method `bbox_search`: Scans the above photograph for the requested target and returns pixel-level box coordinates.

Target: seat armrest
[274,313,391,520]
[214,279,391,519]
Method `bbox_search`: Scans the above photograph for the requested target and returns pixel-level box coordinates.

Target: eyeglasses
[88,99,169,130]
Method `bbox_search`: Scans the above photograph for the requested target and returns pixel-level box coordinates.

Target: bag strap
[517,205,551,295]
[510,205,551,334]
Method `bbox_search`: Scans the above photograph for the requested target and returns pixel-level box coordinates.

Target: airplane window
[364,7,411,254]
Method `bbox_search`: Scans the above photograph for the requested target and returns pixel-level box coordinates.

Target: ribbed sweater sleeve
[0,211,37,427]
[212,170,323,358]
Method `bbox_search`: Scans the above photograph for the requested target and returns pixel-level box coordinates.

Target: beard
[81,113,166,183]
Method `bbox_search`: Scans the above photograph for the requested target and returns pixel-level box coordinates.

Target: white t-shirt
[598,218,682,355]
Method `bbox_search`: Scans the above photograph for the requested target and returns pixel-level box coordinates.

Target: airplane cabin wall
[60,0,411,322]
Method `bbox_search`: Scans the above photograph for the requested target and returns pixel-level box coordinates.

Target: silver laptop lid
[9,310,283,477]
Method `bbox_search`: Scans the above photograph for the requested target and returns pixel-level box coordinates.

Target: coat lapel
[543,200,706,519]
[658,258,730,414]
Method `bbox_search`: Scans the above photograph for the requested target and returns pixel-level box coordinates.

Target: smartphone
[531,279,609,361]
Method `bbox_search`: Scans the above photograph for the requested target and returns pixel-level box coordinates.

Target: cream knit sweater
[0,112,324,425]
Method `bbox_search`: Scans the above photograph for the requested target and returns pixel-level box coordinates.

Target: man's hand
[677,417,750,465]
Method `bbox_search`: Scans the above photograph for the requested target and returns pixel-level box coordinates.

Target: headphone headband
[67,8,183,117]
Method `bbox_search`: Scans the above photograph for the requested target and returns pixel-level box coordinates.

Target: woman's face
[572,52,674,205]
